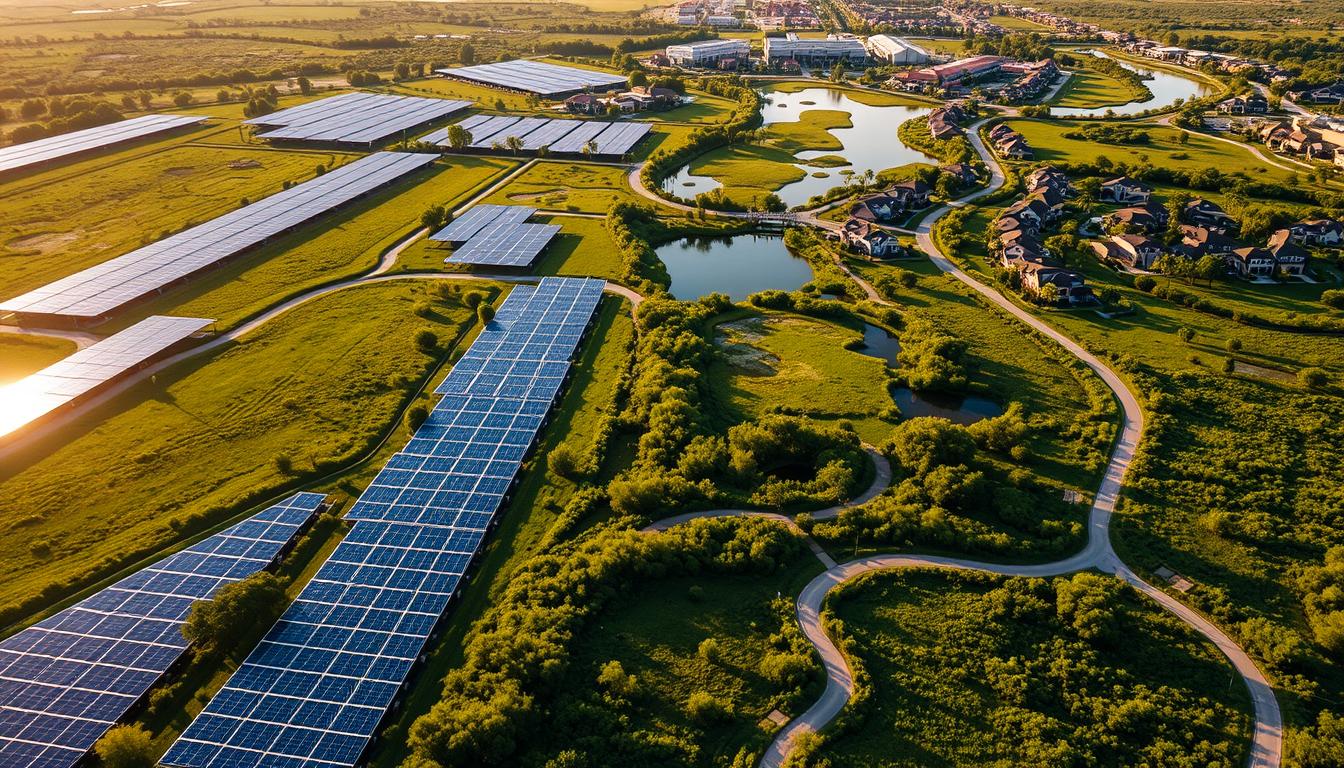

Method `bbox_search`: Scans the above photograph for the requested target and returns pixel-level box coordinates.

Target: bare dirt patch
[6,231,80,254]
[715,316,779,376]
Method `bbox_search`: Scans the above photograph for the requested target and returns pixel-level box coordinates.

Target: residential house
[1289,219,1343,246]
[849,193,905,222]
[997,136,1034,159]
[1108,233,1164,269]
[1184,199,1238,233]
[1297,83,1344,105]
[941,162,978,187]
[1105,206,1164,234]
[1227,246,1277,278]
[1180,224,1237,257]
[890,179,931,208]
[996,215,1038,236]
[1099,176,1153,204]
[1266,229,1308,275]
[1019,262,1094,305]
[564,94,604,115]
[841,218,901,258]
[1217,93,1268,114]
[1003,197,1054,226]
[1026,166,1073,197]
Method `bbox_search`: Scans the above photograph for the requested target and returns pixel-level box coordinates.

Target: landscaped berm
[0,2,1342,767]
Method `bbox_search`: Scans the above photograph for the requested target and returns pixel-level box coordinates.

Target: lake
[891,388,1004,425]
[655,234,813,301]
[1053,50,1217,118]
[663,86,934,208]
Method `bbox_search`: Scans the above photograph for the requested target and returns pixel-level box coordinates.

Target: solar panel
[435,60,627,97]
[427,205,535,245]
[0,315,213,436]
[0,153,437,321]
[545,120,612,154]
[424,116,648,157]
[0,114,208,175]
[0,493,325,768]
[445,222,560,268]
[161,278,605,768]
[246,93,472,145]
[469,117,548,149]
[590,121,653,155]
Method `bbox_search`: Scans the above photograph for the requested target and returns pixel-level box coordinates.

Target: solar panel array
[0,114,207,175]
[427,204,534,245]
[0,315,213,437]
[422,114,650,156]
[0,152,437,320]
[0,493,325,768]
[162,278,606,768]
[434,59,627,96]
[246,93,472,145]
[445,222,560,268]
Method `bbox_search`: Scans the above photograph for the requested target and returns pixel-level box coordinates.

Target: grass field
[1049,67,1146,109]
[0,135,354,297]
[708,312,898,445]
[635,91,740,125]
[478,160,642,215]
[0,333,75,385]
[0,280,482,626]
[820,568,1251,767]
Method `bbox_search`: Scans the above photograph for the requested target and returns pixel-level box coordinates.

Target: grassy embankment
[0,334,76,384]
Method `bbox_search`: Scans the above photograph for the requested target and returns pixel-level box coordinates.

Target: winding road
[644,119,1282,768]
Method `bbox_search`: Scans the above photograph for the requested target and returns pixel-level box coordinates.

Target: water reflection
[1052,50,1216,118]
[655,234,813,301]
[891,388,1004,424]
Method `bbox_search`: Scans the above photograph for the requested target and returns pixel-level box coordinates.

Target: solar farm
[0,315,212,436]
[434,59,628,97]
[0,493,326,768]
[0,114,207,175]
[0,152,436,323]
[159,278,604,768]
[422,114,651,157]
[245,93,473,146]
[428,204,559,268]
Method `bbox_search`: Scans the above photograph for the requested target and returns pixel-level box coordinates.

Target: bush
[547,441,584,479]
[698,637,721,663]
[1300,367,1329,389]
[464,291,484,309]
[478,303,495,324]
[1323,289,1344,310]
[273,454,293,474]
[415,329,438,352]
[1133,275,1156,292]
[94,725,157,768]
[406,405,429,432]
[685,691,733,723]
[182,572,287,655]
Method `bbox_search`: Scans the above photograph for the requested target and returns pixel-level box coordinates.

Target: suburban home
[941,162,978,187]
[890,179,931,208]
[1180,225,1237,257]
[1297,83,1344,104]
[1018,262,1094,305]
[997,136,1034,159]
[1099,176,1154,204]
[1266,230,1309,275]
[841,218,901,258]
[1184,199,1238,233]
[564,94,604,115]
[1004,197,1053,225]
[1217,93,1268,114]
[1026,166,1073,197]
[1289,219,1343,246]
[1305,141,1338,162]
[988,123,1014,142]
[997,214,1038,236]
[1031,185,1068,211]
[1108,233,1164,269]
[849,194,905,222]
[1105,206,1162,234]
[1227,246,1277,278]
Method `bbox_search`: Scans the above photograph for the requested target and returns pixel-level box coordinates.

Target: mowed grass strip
[479,160,642,215]
[0,280,476,623]
[0,140,353,295]
[0,334,76,385]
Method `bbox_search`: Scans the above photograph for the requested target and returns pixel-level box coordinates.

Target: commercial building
[666,38,752,67]
[764,33,868,66]
[864,34,931,65]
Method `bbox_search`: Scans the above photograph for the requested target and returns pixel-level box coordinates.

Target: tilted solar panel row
[444,222,561,268]
[435,60,626,97]
[162,278,606,768]
[251,94,472,145]
[0,493,326,768]
[427,204,535,245]
[0,152,437,320]
[0,114,208,175]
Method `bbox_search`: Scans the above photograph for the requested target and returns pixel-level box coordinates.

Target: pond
[891,388,1004,425]
[662,86,934,208]
[1052,50,1217,118]
[655,234,813,302]
[855,323,901,367]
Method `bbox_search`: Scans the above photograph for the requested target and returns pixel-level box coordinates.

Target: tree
[685,691,732,723]
[215,89,230,104]
[95,725,157,768]
[459,42,476,65]
[415,329,438,352]
[297,75,313,95]
[121,94,137,110]
[173,91,193,107]
[582,138,599,158]
[830,62,846,83]
[628,71,648,88]
[1299,367,1328,389]
[1037,282,1060,305]
[137,90,152,110]
[181,572,287,655]
[504,135,524,155]
[478,303,495,324]
[1177,326,1196,343]
[394,62,411,81]
[406,405,429,432]
[421,204,447,230]
[547,442,583,479]
[273,454,293,474]
[19,98,44,119]
[445,123,472,150]
[1194,254,1224,285]
[1055,572,1122,643]
[597,660,639,699]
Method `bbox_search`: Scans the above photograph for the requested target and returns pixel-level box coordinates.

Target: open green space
[0,333,75,385]
[635,91,740,125]
[764,80,937,108]
[479,160,642,215]
[708,312,898,445]
[0,280,480,626]
[989,14,1052,31]
[1048,67,1146,109]
[0,137,353,296]
[819,569,1251,767]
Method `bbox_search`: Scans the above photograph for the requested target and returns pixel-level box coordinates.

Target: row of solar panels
[427,204,559,269]
[0,114,207,175]
[0,493,327,768]
[246,93,473,145]
[435,59,627,97]
[0,315,214,437]
[0,152,437,320]
[422,114,651,156]
[161,277,606,768]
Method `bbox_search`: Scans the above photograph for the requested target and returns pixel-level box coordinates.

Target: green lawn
[478,160,642,215]
[635,91,740,124]
[820,569,1251,767]
[0,280,480,626]
[708,311,899,445]
[0,334,75,385]
[989,14,1052,31]
[0,138,355,296]
[1049,67,1146,109]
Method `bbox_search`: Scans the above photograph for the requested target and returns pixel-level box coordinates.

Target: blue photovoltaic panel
[0,114,207,175]
[435,60,626,97]
[0,493,324,768]
[247,93,472,145]
[424,116,647,157]
[162,278,605,768]
[0,152,436,320]
[444,222,560,268]
[427,205,534,245]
